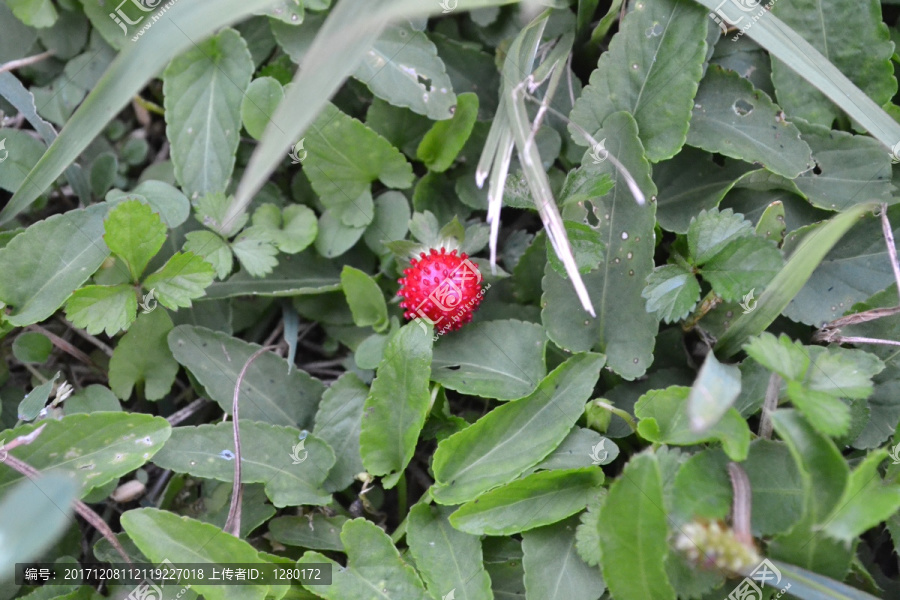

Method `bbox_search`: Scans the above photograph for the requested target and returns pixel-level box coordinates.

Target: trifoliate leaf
[194,191,247,237]
[64,284,137,336]
[103,200,166,281]
[143,252,215,309]
[641,264,701,323]
[231,227,279,277]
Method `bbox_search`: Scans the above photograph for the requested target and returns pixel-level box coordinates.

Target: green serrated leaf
[569,0,708,161]
[195,191,247,238]
[107,180,191,228]
[432,353,604,505]
[103,200,167,281]
[231,227,279,277]
[641,264,701,323]
[183,230,234,280]
[151,421,334,507]
[297,519,428,600]
[823,449,900,542]
[687,66,813,178]
[359,323,433,483]
[108,309,178,401]
[0,413,170,497]
[163,28,254,200]
[121,508,268,600]
[700,235,783,302]
[450,468,604,536]
[687,208,753,265]
[64,282,136,336]
[143,252,216,309]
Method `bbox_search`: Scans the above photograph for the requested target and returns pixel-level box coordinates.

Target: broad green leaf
[359,323,433,483]
[151,421,334,507]
[671,449,731,525]
[596,453,675,600]
[0,0,291,225]
[522,516,605,600]
[756,200,787,244]
[792,120,892,211]
[769,0,896,128]
[184,231,234,280]
[90,152,117,198]
[269,514,348,551]
[743,440,804,536]
[408,503,493,600]
[531,427,619,472]
[65,384,122,415]
[241,76,284,140]
[0,413,170,497]
[785,382,851,438]
[297,519,428,600]
[231,227,279,277]
[168,325,325,428]
[700,235,783,302]
[687,208,753,265]
[641,264,700,323]
[106,180,191,228]
[204,248,347,298]
[340,266,388,331]
[714,202,878,357]
[7,0,57,28]
[430,320,546,400]
[163,28,254,200]
[449,468,604,536]
[251,203,317,254]
[0,128,48,194]
[688,351,741,433]
[783,205,900,326]
[0,474,78,575]
[313,373,367,492]
[432,353,604,505]
[686,66,813,178]
[744,333,810,381]
[768,410,852,578]
[546,221,606,277]
[364,191,411,256]
[103,200,166,281]
[569,0,708,161]
[11,331,52,364]
[304,103,412,227]
[17,372,58,421]
[64,284,137,337]
[635,386,751,461]
[314,208,368,258]
[121,508,268,600]
[143,252,216,309]
[823,449,900,542]
[108,310,178,401]
[0,203,109,326]
[356,22,456,120]
[543,113,658,379]
[417,92,479,172]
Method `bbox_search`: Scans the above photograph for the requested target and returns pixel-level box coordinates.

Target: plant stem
[593,400,637,432]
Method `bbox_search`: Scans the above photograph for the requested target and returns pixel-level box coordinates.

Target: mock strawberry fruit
[397,247,484,333]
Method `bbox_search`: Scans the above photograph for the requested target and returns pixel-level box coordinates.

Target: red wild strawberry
[397,247,484,333]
